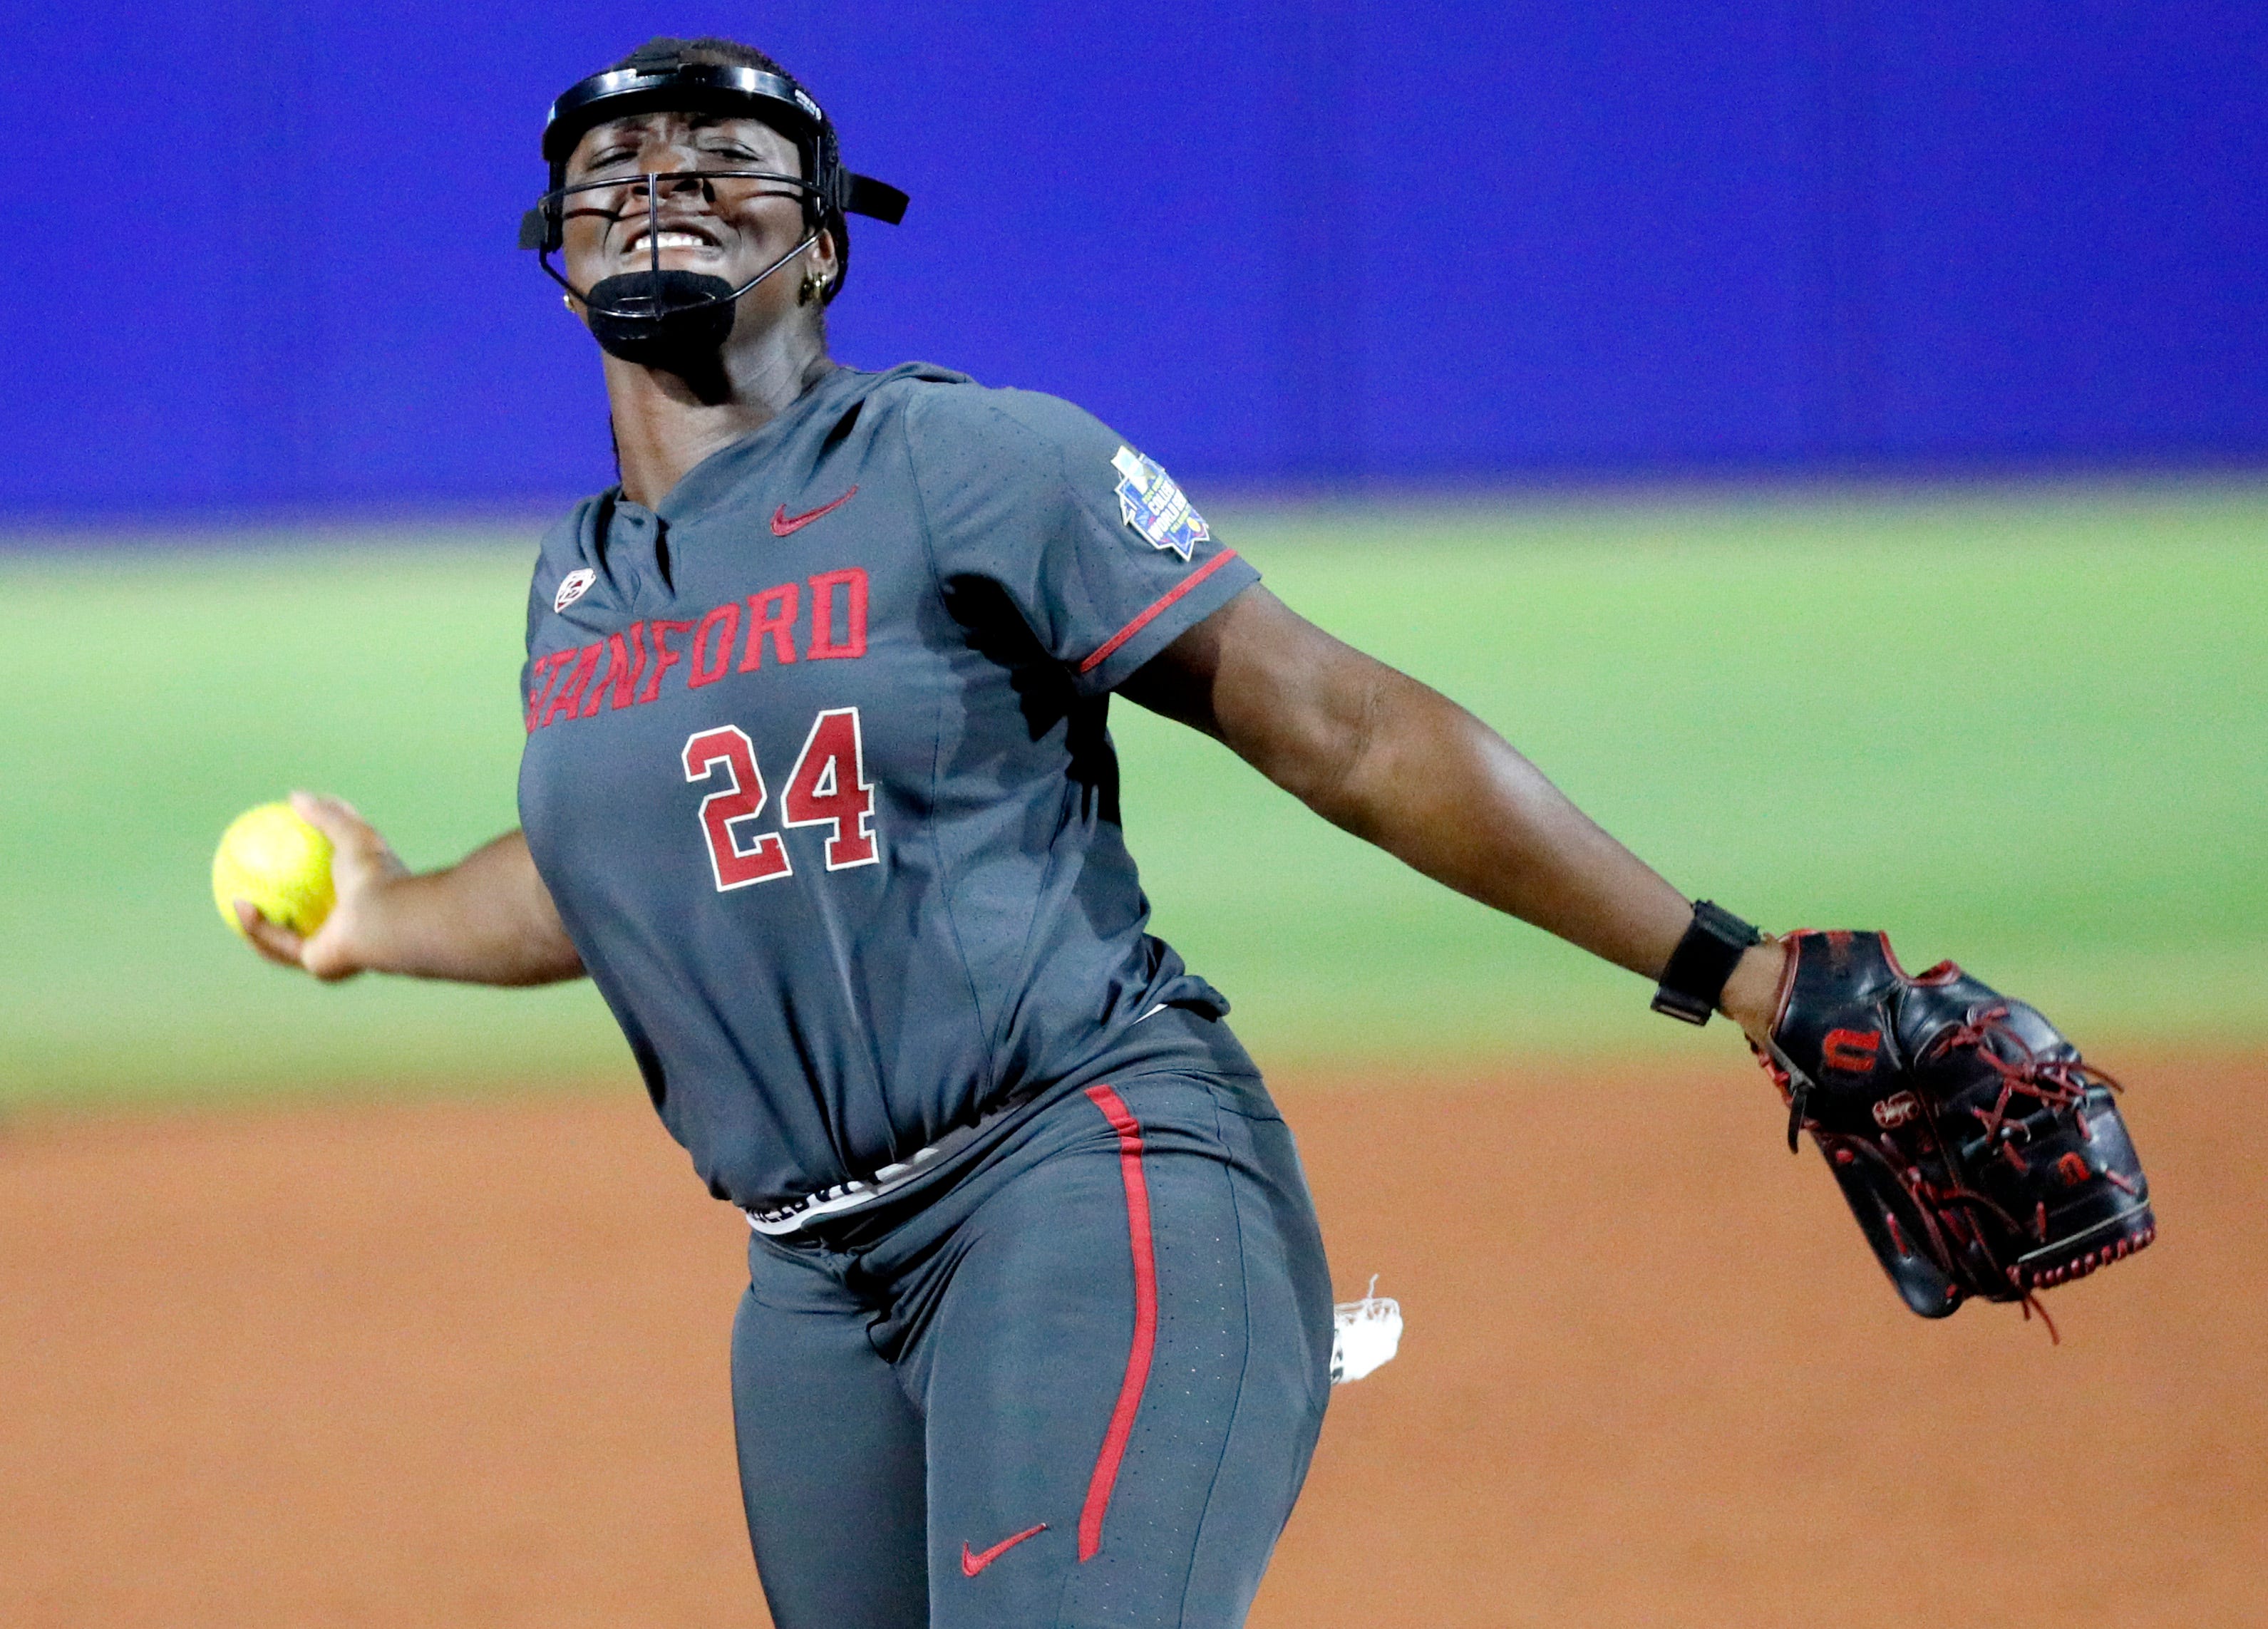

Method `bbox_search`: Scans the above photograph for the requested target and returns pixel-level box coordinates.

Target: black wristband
[1650,900,1763,1026]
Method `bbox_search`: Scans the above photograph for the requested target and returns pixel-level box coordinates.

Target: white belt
[743,1005,1172,1236]
[738,1087,1047,1237]
[742,1139,956,1235]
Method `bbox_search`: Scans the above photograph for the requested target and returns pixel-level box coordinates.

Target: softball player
[239,36,1791,1629]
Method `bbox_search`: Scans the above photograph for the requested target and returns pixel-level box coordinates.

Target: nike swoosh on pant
[770,487,858,536]
[960,1522,1048,1577]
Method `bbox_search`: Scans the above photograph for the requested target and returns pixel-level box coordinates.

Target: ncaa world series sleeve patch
[1112,446,1210,562]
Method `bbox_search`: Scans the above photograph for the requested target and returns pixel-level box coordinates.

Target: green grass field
[3,483,2262,1108]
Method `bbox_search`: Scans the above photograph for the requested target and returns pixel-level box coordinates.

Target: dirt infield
[3,1053,2260,1628]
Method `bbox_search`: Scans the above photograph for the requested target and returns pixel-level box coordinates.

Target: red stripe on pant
[1078,1083,1158,1563]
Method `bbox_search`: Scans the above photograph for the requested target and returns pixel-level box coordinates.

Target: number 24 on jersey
[681,707,878,890]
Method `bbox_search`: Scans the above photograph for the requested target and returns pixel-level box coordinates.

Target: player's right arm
[237,792,584,986]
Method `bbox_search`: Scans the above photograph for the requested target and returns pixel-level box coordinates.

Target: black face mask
[584,269,738,373]
[524,61,908,378]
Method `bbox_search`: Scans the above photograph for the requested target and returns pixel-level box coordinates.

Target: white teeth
[633,231,712,251]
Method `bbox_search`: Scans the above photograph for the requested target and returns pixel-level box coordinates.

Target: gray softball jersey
[517,363,1262,1213]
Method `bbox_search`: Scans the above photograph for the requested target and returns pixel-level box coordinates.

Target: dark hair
[609,34,795,81]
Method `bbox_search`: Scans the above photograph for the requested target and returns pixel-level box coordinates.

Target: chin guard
[584,269,739,371]
[520,53,908,373]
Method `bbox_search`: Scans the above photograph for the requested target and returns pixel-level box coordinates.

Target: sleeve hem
[1072,550,1260,694]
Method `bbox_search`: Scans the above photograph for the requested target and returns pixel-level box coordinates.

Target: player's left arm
[1118,581,1790,1037]
[1131,587,2161,1326]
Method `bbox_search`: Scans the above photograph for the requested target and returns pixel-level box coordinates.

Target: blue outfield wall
[4,1,2264,517]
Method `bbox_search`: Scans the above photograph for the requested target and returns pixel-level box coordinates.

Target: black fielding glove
[1758,930,2155,1333]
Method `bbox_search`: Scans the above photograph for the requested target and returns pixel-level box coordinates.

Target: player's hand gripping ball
[212,801,336,938]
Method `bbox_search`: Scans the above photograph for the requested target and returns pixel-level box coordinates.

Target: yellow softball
[212,801,336,938]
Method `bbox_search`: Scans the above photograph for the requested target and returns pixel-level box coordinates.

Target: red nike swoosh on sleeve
[959,1522,1048,1577]
[771,487,858,536]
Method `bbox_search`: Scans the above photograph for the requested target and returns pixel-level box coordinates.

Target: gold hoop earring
[562,293,578,314]
[798,269,831,306]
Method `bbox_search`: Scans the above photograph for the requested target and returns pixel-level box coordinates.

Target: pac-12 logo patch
[1111,446,1210,562]
[553,568,597,612]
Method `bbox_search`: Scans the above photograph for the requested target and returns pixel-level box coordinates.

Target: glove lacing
[1799,1002,2129,1343]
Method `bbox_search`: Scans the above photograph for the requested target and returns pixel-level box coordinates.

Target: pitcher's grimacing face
[559,111,833,293]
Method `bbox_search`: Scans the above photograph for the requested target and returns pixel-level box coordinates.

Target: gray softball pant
[730,1071,1335,1629]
